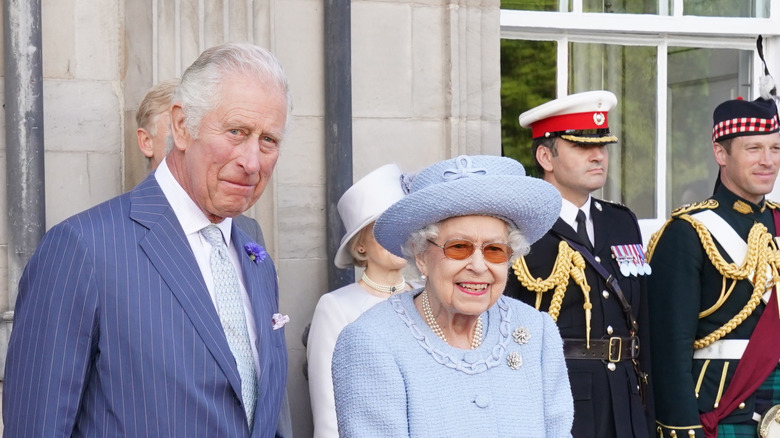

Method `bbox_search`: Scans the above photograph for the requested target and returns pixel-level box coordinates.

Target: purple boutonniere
[244,242,267,264]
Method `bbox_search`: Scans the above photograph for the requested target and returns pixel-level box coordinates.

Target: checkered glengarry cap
[518,90,618,144]
[712,96,780,142]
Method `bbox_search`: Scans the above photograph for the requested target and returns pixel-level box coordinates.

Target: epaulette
[593,198,628,211]
[765,199,780,210]
[592,198,640,226]
[671,199,718,217]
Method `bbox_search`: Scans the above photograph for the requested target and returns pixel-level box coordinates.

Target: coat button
[607,363,616,371]
[607,325,614,335]
[602,290,609,299]
[474,394,490,408]
[738,402,745,409]
[595,256,601,263]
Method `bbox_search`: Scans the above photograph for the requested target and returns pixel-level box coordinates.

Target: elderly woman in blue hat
[332,155,574,437]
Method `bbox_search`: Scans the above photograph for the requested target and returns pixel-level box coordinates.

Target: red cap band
[531,111,609,138]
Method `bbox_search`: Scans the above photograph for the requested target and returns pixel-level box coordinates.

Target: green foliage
[500,39,557,178]
[582,0,657,13]
[500,0,558,11]
[682,0,762,18]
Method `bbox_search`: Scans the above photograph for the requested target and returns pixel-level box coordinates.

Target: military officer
[505,90,654,438]
[647,93,780,437]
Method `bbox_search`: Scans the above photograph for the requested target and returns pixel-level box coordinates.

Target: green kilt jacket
[505,198,654,438]
[647,185,780,438]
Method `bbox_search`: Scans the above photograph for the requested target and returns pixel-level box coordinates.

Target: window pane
[500,0,558,11]
[569,43,658,219]
[500,39,557,178]
[666,47,752,213]
[674,0,769,17]
[582,0,657,13]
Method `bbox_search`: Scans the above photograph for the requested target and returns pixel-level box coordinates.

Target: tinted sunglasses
[427,239,513,264]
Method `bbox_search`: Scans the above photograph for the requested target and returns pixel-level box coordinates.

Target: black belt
[563,336,640,362]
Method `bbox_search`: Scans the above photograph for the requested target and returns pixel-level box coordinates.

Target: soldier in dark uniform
[504,90,654,438]
[647,94,780,437]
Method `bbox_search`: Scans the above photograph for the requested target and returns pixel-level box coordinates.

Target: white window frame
[500,5,780,243]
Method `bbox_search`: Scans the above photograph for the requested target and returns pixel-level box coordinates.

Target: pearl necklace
[361,271,406,294]
[421,290,483,349]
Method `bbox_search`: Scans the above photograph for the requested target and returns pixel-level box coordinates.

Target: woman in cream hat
[307,163,413,438]
[332,155,573,437]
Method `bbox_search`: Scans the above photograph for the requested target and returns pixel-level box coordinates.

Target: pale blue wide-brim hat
[374,155,562,258]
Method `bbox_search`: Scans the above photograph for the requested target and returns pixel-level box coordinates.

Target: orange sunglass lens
[483,244,511,263]
[442,240,475,260]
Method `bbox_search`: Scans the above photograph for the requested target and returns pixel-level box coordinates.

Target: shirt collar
[560,196,592,229]
[154,158,233,242]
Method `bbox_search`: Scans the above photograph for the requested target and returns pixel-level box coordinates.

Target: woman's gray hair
[172,42,292,141]
[401,218,531,276]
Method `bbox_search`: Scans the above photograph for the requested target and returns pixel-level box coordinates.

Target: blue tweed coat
[333,291,573,437]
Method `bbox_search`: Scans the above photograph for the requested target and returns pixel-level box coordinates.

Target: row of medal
[610,244,651,277]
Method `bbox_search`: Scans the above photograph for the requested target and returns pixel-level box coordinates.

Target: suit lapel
[129,175,243,400]
[551,217,580,245]
[591,200,610,253]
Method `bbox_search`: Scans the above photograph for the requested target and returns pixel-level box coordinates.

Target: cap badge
[593,112,606,126]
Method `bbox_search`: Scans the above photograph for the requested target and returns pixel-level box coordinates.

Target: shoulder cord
[512,240,593,345]
[646,200,720,261]
[645,218,672,262]
[673,215,779,349]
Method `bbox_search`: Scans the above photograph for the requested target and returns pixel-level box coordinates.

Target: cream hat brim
[334,164,406,268]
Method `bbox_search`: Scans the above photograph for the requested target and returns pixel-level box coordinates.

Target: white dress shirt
[559,197,594,247]
[154,158,261,373]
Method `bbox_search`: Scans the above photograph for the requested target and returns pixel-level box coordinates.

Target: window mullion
[672,0,683,16]
[656,42,668,221]
[557,36,569,98]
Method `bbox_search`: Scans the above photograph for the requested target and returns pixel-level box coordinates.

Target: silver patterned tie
[201,224,257,429]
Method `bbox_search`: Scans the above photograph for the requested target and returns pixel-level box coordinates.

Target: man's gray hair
[173,42,292,141]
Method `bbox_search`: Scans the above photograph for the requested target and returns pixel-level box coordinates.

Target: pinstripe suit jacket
[3,174,288,437]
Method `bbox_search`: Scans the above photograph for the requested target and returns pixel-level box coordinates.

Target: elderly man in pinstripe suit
[3,42,291,438]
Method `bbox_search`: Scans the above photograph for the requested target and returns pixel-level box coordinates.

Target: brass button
[607,325,614,335]
[595,256,601,263]
[738,402,745,409]
[607,362,616,371]
[688,431,695,437]
[670,431,677,437]
[602,290,609,299]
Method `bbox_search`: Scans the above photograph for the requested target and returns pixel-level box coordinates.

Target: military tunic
[505,197,654,438]
[647,185,780,437]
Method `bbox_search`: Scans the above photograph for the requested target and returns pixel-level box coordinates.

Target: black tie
[576,209,593,252]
